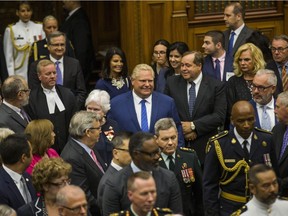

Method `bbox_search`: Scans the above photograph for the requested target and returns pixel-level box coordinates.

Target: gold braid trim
[33,42,38,61]
[9,25,31,70]
[214,140,250,196]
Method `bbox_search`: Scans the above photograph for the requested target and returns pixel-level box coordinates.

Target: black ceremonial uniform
[203,129,278,216]
[159,147,204,216]
[110,207,173,216]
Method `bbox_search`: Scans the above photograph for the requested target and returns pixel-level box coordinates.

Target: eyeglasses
[49,178,71,187]
[114,148,129,152]
[18,89,31,93]
[89,127,101,131]
[153,51,166,56]
[270,46,288,53]
[49,43,65,47]
[61,204,88,214]
[251,84,273,92]
[137,148,161,157]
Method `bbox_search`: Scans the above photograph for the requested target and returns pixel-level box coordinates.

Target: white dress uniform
[3,20,45,81]
[233,197,288,216]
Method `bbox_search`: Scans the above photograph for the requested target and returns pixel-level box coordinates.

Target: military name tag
[224,159,236,163]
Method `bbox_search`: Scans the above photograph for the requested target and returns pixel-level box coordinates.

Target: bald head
[231,101,255,139]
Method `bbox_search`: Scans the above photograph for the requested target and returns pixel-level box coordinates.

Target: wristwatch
[190,122,195,131]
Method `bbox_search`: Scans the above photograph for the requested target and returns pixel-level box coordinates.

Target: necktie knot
[215,59,220,63]
[55,61,60,66]
[189,81,195,87]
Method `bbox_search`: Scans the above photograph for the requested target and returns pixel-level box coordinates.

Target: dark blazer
[266,60,283,96]
[107,91,185,146]
[60,7,95,80]
[272,123,288,197]
[164,75,227,164]
[159,148,204,216]
[102,164,182,216]
[17,197,43,216]
[0,167,36,210]
[202,54,234,81]
[61,138,107,215]
[250,99,277,130]
[28,56,86,110]
[0,103,28,133]
[203,129,278,216]
[223,25,254,56]
[25,85,76,153]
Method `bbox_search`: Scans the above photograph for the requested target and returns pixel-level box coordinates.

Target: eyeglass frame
[60,204,88,214]
[251,84,273,92]
[136,148,162,157]
[18,89,31,93]
[153,51,166,56]
[114,147,129,152]
[270,46,288,53]
[84,127,102,133]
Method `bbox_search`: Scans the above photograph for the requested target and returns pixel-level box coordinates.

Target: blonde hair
[131,64,155,80]
[233,43,266,77]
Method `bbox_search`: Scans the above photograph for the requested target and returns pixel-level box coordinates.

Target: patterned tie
[242,140,249,162]
[21,176,32,203]
[168,155,175,171]
[280,128,288,159]
[20,109,30,123]
[55,61,63,85]
[282,65,288,91]
[228,31,235,54]
[90,150,104,173]
[141,100,149,132]
[261,105,271,131]
[188,81,196,117]
[215,59,221,80]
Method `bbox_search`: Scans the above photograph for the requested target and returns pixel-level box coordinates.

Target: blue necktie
[141,100,149,132]
[188,81,196,117]
[228,31,235,54]
[55,61,63,85]
[280,128,288,159]
[261,105,271,131]
[215,59,221,80]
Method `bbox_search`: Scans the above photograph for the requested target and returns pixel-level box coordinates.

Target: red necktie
[90,150,104,173]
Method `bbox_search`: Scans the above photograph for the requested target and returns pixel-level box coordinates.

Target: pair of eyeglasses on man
[61,204,88,213]
[251,84,273,92]
[136,148,162,157]
[270,46,288,52]
[114,147,129,152]
[18,89,31,93]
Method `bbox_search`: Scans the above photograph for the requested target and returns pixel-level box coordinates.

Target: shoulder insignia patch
[209,130,228,142]
[155,207,172,213]
[180,147,195,153]
[254,127,272,134]
[231,205,247,216]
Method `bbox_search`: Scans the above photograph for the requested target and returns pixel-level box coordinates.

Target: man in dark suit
[164,51,227,165]
[0,75,30,133]
[28,31,86,110]
[266,35,288,95]
[108,63,185,146]
[203,101,278,216]
[102,132,183,216]
[60,1,95,83]
[202,30,234,81]
[61,111,106,216]
[97,132,132,212]
[29,15,75,66]
[272,91,288,198]
[0,134,36,210]
[25,59,76,153]
[223,2,253,56]
[154,118,203,216]
[250,69,277,131]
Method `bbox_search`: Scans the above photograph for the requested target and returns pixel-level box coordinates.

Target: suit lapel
[158,155,168,169]
[174,150,183,172]
[127,92,142,131]
[250,132,260,159]
[192,76,207,117]
[2,104,28,127]
[178,77,191,119]
[150,93,159,131]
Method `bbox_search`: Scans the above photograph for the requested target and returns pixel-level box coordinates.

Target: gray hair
[272,34,288,44]
[277,91,288,107]
[0,128,14,143]
[154,118,177,136]
[43,15,57,26]
[131,64,155,79]
[1,75,26,100]
[85,90,111,114]
[47,31,66,45]
[37,59,55,75]
[56,185,86,206]
[69,111,101,139]
[255,69,277,86]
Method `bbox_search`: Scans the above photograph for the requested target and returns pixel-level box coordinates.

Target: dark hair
[112,131,133,149]
[1,75,25,100]
[102,47,128,79]
[182,51,204,66]
[127,171,153,191]
[248,164,274,185]
[226,2,245,20]
[0,134,31,164]
[47,31,66,45]
[17,1,31,10]
[153,39,170,51]
[205,30,225,47]
[129,132,155,160]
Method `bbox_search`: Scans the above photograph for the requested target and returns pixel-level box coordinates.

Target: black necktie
[215,59,221,80]
[188,81,196,117]
[168,155,175,171]
[243,140,249,162]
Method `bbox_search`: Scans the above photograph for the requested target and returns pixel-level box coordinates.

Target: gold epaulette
[155,207,173,213]
[254,127,272,134]
[8,23,16,27]
[231,205,247,216]
[109,210,129,216]
[34,21,43,24]
[179,147,195,153]
[209,130,229,142]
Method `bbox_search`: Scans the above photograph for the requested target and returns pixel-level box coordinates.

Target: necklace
[111,77,125,89]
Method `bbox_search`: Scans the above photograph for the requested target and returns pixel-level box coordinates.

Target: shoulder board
[179,147,195,153]
[8,23,16,27]
[33,21,43,24]
[109,210,128,216]
[254,127,272,134]
[155,207,172,213]
[278,196,288,201]
[231,205,247,216]
[209,130,229,142]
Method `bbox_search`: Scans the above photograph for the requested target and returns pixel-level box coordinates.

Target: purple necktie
[280,128,288,159]
[55,61,63,85]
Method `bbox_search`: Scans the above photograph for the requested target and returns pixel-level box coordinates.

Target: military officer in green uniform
[109,171,173,216]
[154,118,204,216]
[203,100,278,216]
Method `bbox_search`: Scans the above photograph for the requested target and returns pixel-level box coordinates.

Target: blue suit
[107,91,184,146]
[0,167,36,210]
[202,54,234,81]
